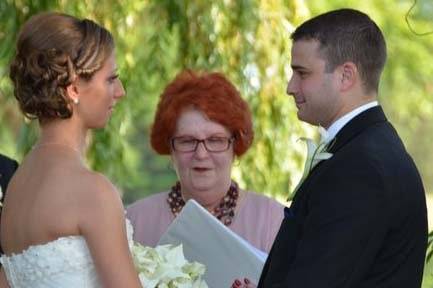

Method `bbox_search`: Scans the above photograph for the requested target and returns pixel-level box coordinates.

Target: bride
[0,12,142,287]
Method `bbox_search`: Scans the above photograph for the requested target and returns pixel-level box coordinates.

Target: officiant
[127,70,284,253]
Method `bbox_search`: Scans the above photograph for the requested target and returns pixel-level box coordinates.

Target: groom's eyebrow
[291,65,307,71]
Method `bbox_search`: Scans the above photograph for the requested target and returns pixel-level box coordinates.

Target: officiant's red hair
[151,70,254,156]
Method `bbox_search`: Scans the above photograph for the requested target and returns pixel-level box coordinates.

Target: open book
[158,199,266,288]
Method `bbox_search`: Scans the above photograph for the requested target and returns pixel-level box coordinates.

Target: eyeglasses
[171,136,234,152]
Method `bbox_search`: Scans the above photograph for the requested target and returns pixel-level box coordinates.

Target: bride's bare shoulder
[74,171,123,221]
[73,171,126,237]
[73,170,121,204]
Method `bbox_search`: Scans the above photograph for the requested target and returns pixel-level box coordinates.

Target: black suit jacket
[0,154,18,196]
[0,154,18,254]
[258,107,428,288]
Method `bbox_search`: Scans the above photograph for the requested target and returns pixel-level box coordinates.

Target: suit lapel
[328,106,387,154]
[291,106,388,204]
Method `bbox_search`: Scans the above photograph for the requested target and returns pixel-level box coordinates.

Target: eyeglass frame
[170,136,235,152]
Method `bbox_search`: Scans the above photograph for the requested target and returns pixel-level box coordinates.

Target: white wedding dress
[0,220,134,288]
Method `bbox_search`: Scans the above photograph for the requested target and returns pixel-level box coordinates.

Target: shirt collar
[321,101,379,143]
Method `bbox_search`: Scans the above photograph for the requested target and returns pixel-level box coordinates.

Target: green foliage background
[0,0,313,204]
[1,0,433,284]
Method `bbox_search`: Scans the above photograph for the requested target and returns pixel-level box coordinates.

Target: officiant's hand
[231,278,256,288]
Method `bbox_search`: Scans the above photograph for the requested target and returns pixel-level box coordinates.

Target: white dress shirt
[321,101,379,143]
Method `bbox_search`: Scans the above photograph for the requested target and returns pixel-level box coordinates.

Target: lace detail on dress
[126,217,134,249]
[1,236,97,287]
[0,219,134,288]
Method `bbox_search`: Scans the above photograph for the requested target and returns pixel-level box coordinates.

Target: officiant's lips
[192,167,212,172]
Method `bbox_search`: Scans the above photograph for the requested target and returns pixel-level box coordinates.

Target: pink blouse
[126,191,285,253]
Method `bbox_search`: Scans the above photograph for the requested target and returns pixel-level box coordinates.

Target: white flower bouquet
[132,243,208,288]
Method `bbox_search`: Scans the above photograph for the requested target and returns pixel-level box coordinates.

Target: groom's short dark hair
[292,8,387,93]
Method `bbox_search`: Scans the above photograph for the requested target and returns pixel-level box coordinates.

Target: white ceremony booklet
[158,199,266,288]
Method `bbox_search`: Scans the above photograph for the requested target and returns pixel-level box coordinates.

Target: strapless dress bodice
[0,220,134,288]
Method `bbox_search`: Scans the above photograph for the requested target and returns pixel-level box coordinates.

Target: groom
[258,8,428,288]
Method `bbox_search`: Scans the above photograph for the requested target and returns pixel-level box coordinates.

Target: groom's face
[287,40,341,128]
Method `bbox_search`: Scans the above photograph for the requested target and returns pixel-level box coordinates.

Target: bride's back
[1,146,89,255]
[0,12,142,288]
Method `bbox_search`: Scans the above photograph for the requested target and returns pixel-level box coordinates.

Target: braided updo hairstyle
[10,12,114,121]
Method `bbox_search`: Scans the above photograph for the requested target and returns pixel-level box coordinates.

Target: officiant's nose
[194,141,209,158]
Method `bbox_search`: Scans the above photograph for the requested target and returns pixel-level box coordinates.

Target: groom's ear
[338,62,357,92]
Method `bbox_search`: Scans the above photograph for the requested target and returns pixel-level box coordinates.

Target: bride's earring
[73,98,79,105]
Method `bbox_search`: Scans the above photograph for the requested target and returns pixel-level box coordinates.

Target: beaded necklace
[167,180,239,226]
